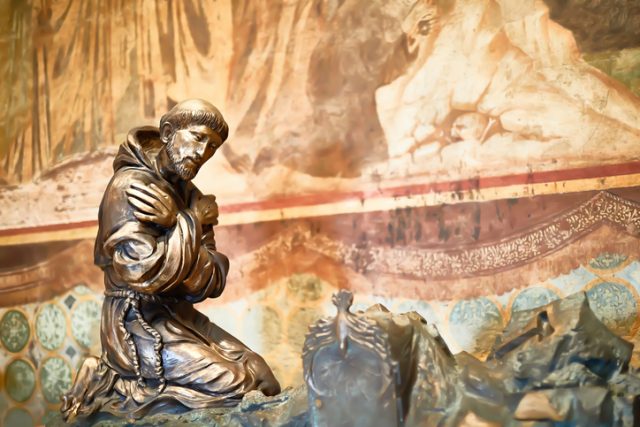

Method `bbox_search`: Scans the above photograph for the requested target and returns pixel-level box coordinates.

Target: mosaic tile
[4,407,33,427]
[63,295,76,309]
[0,310,30,353]
[40,357,72,404]
[614,261,640,293]
[589,253,628,270]
[5,359,35,402]
[70,300,101,348]
[511,287,560,313]
[42,410,60,426]
[549,266,598,295]
[586,281,638,337]
[0,286,105,423]
[65,346,77,359]
[35,304,66,351]
[71,283,93,296]
[0,392,8,415]
[448,298,503,356]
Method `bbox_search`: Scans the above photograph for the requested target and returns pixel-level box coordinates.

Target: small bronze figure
[61,99,280,421]
[303,291,405,427]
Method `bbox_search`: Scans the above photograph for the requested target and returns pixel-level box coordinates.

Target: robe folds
[61,127,280,420]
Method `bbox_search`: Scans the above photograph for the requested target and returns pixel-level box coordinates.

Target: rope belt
[104,289,178,393]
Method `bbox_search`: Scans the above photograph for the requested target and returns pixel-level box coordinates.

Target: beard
[167,141,198,180]
[173,160,198,181]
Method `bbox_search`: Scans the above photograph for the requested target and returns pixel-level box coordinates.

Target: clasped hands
[125,183,219,228]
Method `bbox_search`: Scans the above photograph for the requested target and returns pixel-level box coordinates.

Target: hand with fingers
[125,182,178,228]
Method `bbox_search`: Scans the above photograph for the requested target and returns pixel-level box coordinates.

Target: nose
[194,142,207,159]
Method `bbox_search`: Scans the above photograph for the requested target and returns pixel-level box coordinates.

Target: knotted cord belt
[104,289,179,393]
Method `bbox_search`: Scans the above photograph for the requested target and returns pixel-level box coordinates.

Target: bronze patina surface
[61,99,280,421]
[303,291,640,426]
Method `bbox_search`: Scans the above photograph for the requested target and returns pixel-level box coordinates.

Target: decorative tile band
[256,192,640,280]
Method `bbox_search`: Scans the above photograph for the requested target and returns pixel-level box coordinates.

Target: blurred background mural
[1,0,640,425]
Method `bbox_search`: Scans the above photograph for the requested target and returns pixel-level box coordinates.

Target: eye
[418,19,431,35]
[191,131,205,142]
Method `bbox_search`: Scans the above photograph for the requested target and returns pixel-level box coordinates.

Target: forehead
[182,124,222,144]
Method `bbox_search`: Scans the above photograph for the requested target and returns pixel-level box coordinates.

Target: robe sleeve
[100,205,226,304]
[179,224,229,303]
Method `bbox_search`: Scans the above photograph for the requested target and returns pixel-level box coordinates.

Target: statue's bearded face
[166,124,223,180]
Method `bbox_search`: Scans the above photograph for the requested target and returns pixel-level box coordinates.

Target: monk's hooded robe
[61,127,280,420]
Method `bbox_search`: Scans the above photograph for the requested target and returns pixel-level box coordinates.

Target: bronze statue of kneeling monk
[61,99,280,421]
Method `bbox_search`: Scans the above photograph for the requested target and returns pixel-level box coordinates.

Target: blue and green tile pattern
[0,285,102,426]
[2,253,640,425]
